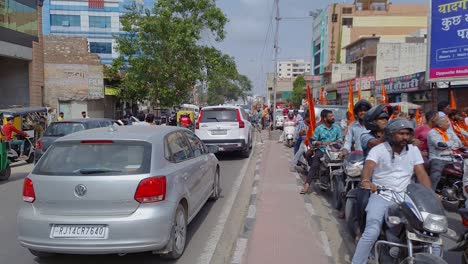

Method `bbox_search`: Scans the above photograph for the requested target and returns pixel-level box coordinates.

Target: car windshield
[201,109,237,122]
[33,141,152,176]
[44,122,86,137]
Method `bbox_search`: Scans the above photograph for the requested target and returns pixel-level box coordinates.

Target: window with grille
[342,8,352,14]
[342,18,353,26]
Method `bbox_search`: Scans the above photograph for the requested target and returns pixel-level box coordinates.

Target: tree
[111,0,229,107]
[236,74,252,104]
[291,75,305,108]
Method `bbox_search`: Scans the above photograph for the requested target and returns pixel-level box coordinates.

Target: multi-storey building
[277,59,311,78]
[42,0,152,65]
[311,0,427,84]
[0,0,43,108]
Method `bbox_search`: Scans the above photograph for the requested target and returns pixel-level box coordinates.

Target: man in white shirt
[352,118,432,264]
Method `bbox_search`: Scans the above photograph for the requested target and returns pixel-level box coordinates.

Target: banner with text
[375,72,427,94]
[428,0,468,81]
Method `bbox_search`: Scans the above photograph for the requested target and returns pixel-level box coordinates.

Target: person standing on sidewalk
[352,118,432,264]
[301,110,342,194]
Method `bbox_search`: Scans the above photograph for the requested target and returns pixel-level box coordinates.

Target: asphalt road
[0,152,251,264]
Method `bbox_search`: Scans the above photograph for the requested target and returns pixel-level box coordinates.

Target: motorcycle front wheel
[331,175,344,210]
[399,253,447,264]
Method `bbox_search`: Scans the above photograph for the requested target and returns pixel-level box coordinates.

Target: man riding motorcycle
[352,118,432,264]
[300,110,342,194]
[341,100,372,157]
[2,117,29,159]
[360,104,393,157]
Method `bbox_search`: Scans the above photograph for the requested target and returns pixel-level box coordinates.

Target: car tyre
[210,168,221,201]
[0,164,11,181]
[162,204,187,260]
[240,138,252,158]
[26,153,35,164]
[29,249,55,258]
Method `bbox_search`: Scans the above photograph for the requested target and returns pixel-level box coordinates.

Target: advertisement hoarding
[427,0,468,81]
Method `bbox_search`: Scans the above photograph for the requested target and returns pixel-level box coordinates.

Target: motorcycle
[436,150,468,208]
[449,208,468,264]
[317,143,343,200]
[6,135,35,164]
[283,121,295,148]
[358,184,448,263]
[340,151,365,212]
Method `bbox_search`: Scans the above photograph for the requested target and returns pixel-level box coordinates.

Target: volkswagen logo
[74,184,87,197]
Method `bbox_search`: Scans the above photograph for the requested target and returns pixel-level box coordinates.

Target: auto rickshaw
[176,110,195,130]
[0,112,11,180]
[0,107,49,164]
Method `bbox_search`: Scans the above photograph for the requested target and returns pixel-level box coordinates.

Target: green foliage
[112,0,232,106]
[292,75,305,109]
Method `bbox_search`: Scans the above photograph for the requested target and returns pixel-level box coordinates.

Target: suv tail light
[35,138,42,150]
[196,111,203,129]
[134,176,166,203]
[23,178,36,203]
[236,110,245,128]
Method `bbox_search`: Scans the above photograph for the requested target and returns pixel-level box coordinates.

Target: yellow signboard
[105,87,119,96]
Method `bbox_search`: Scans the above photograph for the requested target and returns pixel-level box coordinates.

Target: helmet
[288,112,294,118]
[353,100,372,116]
[363,104,393,131]
[384,118,415,146]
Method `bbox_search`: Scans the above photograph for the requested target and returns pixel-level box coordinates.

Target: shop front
[373,72,431,111]
[335,76,375,106]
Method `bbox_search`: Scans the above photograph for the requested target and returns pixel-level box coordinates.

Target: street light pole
[272,0,280,130]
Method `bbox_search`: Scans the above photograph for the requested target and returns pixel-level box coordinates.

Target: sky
[214,0,427,96]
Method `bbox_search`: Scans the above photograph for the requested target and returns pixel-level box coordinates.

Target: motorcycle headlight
[423,213,448,233]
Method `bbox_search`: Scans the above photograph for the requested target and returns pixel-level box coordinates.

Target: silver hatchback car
[18,126,220,259]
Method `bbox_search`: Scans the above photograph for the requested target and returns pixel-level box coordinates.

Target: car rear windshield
[33,141,152,176]
[44,122,86,137]
[201,109,238,122]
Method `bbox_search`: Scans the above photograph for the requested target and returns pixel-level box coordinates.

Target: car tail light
[35,138,42,150]
[462,216,468,227]
[23,178,36,203]
[196,111,203,129]
[134,176,166,203]
[236,110,245,128]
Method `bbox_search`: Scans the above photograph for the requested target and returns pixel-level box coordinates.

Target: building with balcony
[0,0,44,108]
[42,0,153,65]
[311,0,427,85]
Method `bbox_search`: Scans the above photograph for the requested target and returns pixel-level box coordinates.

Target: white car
[195,106,253,158]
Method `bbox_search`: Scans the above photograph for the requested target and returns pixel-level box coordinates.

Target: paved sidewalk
[244,138,330,264]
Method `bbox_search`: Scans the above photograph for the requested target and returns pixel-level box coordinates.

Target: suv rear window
[201,108,238,122]
[44,122,86,137]
[33,141,151,176]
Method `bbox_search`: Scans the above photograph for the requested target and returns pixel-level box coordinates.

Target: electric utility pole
[272,0,280,130]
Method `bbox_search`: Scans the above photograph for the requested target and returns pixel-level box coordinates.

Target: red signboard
[89,0,104,8]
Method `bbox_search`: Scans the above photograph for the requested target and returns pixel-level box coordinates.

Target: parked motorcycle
[350,184,448,264]
[450,208,468,264]
[436,150,468,208]
[283,121,295,148]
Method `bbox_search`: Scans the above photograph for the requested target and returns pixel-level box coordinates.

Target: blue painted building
[42,0,154,64]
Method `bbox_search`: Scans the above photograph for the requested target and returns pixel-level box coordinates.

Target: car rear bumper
[202,139,246,152]
[17,203,175,254]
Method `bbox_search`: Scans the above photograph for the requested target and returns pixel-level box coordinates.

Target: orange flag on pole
[319,87,328,105]
[357,84,361,101]
[415,109,424,127]
[304,85,316,146]
[347,80,355,126]
[450,90,457,109]
[381,83,388,104]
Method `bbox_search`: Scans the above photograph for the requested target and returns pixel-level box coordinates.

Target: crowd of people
[281,100,468,264]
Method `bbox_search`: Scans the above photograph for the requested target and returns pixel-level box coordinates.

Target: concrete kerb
[204,132,263,264]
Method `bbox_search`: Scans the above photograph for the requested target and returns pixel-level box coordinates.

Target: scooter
[359,184,448,263]
[7,135,35,164]
[449,208,468,264]
[283,121,295,148]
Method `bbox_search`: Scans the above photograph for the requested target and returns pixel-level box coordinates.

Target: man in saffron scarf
[449,110,468,147]
[427,117,464,190]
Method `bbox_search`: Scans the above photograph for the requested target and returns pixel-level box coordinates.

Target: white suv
[195,106,253,158]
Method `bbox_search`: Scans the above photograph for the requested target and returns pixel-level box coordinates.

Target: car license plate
[211,129,227,135]
[51,225,107,239]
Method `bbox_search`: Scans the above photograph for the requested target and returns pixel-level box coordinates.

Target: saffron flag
[450,90,457,109]
[304,85,316,146]
[347,80,355,125]
[415,109,424,127]
[319,87,328,105]
[357,84,361,101]
[381,83,388,104]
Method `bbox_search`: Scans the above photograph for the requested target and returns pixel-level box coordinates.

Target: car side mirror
[207,145,219,154]
[437,142,448,148]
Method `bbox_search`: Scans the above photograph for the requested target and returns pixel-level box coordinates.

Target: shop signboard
[374,72,427,94]
[427,0,468,81]
[336,76,375,94]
